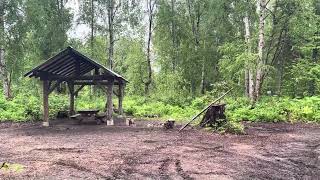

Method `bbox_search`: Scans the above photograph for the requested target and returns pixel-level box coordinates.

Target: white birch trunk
[144,0,156,95]
[107,0,114,70]
[243,12,255,101]
[255,0,266,101]
[0,0,12,100]
[0,49,11,99]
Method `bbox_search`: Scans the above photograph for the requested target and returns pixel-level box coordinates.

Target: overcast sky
[66,0,90,40]
[65,0,149,41]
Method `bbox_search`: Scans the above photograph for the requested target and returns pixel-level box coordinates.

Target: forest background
[0,0,319,128]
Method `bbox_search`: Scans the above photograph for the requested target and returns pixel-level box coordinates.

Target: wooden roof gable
[24,46,127,83]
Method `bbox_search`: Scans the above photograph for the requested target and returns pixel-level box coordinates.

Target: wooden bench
[95,113,106,125]
[70,114,81,119]
[70,114,82,124]
[77,110,99,125]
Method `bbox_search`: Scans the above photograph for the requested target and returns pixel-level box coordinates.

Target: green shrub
[0,84,319,124]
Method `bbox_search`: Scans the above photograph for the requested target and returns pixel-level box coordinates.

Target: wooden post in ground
[106,79,114,125]
[43,80,50,127]
[118,83,124,115]
[68,81,75,116]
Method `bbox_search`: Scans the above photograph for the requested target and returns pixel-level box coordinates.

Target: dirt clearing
[0,120,319,179]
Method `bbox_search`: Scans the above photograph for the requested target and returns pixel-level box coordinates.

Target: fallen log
[179,88,233,131]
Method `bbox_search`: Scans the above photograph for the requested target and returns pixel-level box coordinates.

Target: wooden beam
[94,68,99,75]
[55,61,90,76]
[75,60,80,76]
[48,80,62,94]
[74,84,86,95]
[41,55,74,71]
[43,80,50,127]
[68,81,75,116]
[46,57,75,74]
[73,81,121,86]
[113,90,119,97]
[45,75,116,81]
[118,83,124,115]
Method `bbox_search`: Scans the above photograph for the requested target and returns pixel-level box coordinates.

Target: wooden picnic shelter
[24,46,127,126]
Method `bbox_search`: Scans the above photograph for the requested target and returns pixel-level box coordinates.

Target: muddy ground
[0,119,319,180]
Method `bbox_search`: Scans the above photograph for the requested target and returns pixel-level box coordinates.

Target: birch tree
[0,0,11,99]
[254,0,266,100]
[243,11,255,100]
[0,0,18,99]
[186,0,204,95]
[144,0,157,95]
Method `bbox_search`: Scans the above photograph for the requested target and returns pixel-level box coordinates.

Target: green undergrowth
[0,89,319,126]
[0,162,24,173]
[123,95,320,123]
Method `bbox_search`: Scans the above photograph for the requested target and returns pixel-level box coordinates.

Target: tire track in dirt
[55,160,108,179]
[108,139,195,179]
[175,159,193,179]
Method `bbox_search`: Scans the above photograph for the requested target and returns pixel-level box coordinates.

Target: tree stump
[163,120,175,129]
[199,104,226,127]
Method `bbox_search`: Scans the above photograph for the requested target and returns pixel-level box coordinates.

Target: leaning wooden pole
[179,88,233,131]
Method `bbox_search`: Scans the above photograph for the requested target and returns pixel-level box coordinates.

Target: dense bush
[226,96,320,123]
[123,95,320,124]
[0,87,319,124]
[0,89,106,122]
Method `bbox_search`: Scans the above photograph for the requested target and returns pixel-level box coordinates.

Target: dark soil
[0,119,319,179]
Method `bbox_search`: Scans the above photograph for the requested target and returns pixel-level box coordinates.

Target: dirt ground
[0,119,319,180]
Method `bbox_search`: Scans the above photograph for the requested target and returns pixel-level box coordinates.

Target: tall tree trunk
[309,30,319,95]
[107,0,114,69]
[90,0,95,95]
[0,49,11,99]
[171,0,178,71]
[91,0,95,55]
[276,58,283,95]
[200,62,205,94]
[0,0,12,100]
[255,0,266,101]
[243,12,255,100]
[145,0,156,95]
[187,0,204,94]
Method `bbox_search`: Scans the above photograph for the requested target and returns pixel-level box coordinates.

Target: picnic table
[77,109,100,117]
[71,109,105,125]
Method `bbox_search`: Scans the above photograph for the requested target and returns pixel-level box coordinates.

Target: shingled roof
[25,46,127,83]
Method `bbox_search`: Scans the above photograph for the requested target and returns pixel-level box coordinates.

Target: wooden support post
[43,80,50,127]
[68,81,75,116]
[118,83,124,115]
[106,79,114,125]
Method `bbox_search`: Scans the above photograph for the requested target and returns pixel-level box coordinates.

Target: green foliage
[1,0,320,127]
[0,162,24,173]
[226,96,320,123]
[123,95,320,123]
[122,96,198,121]
[284,59,320,96]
